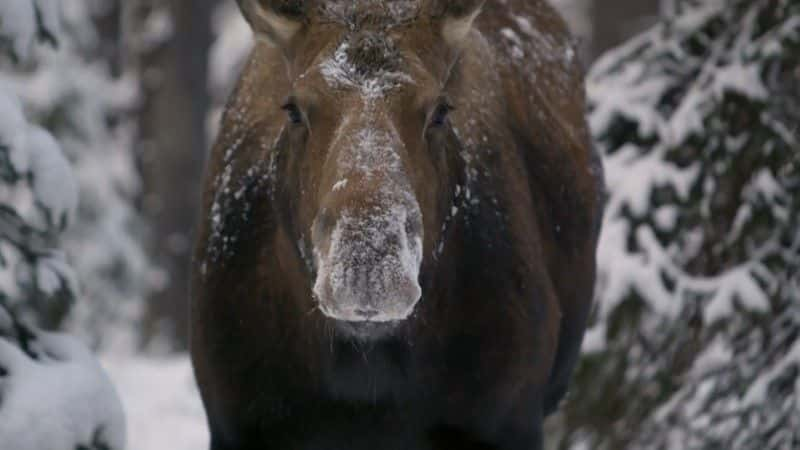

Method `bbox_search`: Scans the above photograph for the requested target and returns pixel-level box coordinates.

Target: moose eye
[429,102,453,127]
[282,102,304,125]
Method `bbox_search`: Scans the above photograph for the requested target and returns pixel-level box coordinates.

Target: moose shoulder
[191,1,604,449]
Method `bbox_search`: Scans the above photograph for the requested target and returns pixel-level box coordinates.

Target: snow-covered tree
[1,0,154,347]
[0,1,133,449]
[558,0,800,448]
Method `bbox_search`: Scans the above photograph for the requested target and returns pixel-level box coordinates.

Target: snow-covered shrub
[0,2,128,449]
[560,0,800,448]
[0,312,125,450]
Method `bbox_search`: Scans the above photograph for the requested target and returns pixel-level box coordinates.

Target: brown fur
[192,1,604,449]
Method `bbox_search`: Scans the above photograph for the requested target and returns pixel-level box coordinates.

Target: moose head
[235,0,485,336]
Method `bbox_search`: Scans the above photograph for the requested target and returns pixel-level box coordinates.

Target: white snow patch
[500,28,523,47]
[0,88,29,173]
[134,8,175,53]
[0,333,126,450]
[332,178,349,192]
[743,338,800,406]
[101,354,208,450]
[703,267,770,323]
[33,0,61,39]
[27,125,79,228]
[0,0,37,60]
[35,252,78,296]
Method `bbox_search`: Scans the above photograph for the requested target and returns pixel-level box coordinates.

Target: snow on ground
[101,354,208,450]
[0,333,126,450]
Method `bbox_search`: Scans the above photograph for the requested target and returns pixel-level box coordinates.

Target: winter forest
[0,0,797,449]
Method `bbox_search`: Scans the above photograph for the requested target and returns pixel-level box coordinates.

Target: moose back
[191,1,605,449]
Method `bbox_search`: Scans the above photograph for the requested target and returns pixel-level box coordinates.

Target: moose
[191,1,604,449]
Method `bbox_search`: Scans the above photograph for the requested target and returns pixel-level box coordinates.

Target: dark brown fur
[192,1,604,449]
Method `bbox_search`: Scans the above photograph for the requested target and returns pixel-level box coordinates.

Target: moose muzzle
[312,187,423,329]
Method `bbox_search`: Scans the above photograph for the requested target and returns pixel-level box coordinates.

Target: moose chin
[191,1,605,449]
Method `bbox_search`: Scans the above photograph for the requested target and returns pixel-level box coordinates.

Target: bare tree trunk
[129,0,217,350]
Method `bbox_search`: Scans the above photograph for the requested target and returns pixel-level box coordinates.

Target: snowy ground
[101,354,209,450]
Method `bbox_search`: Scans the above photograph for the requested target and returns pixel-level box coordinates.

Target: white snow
[0,333,126,450]
[0,90,78,231]
[0,88,29,173]
[133,8,174,53]
[27,125,79,228]
[0,0,37,60]
[35,252,78,296]
[703,266,771,323]
[33,0,61,39]
[332,178,349,191]
[743,339,800,406]
[101,354,208,450]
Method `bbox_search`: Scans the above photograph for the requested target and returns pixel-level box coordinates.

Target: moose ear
[236,0,309,49]
[428,0,485,47]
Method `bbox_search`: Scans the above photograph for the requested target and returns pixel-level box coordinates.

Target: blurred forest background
[0,0,797,449]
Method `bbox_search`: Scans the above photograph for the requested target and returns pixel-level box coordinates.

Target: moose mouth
[333,320,402,341]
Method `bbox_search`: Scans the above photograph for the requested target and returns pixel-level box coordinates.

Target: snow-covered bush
[0,312,125,450]
[559,0,800,448]
[0,1,129,449]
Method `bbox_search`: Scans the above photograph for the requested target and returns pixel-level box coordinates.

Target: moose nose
[311,190,424,328]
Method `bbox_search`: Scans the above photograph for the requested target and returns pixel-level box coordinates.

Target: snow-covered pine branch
[560,0,800,448]
[0,310,125,450]
[0,0,79,329]
[3,0,154,346]
[0,1,144,449]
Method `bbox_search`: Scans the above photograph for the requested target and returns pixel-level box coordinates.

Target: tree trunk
[131,0,218,350]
